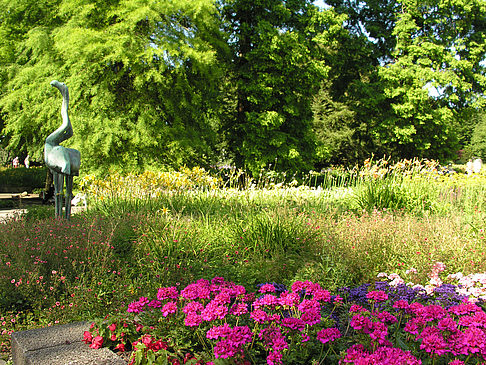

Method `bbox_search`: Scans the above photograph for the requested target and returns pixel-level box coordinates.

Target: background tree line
[0,0,485,176]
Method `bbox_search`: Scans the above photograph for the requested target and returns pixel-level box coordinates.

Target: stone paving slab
[11,322,125,365]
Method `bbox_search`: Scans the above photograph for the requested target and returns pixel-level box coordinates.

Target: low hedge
[0,167,47,192]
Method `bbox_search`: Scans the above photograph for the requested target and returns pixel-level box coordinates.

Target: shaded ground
[0,193,42,222]
[0,192,44,209]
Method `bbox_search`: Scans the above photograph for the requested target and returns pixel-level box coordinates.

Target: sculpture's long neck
[46,89,73,146]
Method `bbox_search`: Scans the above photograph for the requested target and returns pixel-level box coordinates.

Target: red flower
[82,331,93,344]
[89,335,104,349]
[114,343,126,352]
[108,323,116,332]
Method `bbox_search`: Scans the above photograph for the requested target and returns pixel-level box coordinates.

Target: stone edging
[11,322,125,365]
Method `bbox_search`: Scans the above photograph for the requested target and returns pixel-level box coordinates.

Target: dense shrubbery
[0,167,47,192]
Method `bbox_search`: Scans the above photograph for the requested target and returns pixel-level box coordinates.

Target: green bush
[0,167,47,191]
[467,111,486,160]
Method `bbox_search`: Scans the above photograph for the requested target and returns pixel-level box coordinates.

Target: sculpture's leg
[65,175,73,220]
[54,172,64,218]
[52,171,59,218]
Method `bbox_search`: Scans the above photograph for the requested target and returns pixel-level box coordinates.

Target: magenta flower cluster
[125,277,340,364]
[105,280,486,364]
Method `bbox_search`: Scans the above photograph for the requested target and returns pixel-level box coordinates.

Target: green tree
[467,111,486,160]
[221,0,347,175]
[312,81,355,166]
[377,0,486,159]
[325,0,401,61]
[0,0,226,173]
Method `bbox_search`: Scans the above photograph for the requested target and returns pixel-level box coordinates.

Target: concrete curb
[11,322,125,365]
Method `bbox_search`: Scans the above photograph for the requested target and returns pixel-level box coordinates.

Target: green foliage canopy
[0,0,226,173]
[0,0,485,174]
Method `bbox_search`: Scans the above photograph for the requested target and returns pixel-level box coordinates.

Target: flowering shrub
[85,276,486,365]
[80,167,222,201]
[86,277,342,364]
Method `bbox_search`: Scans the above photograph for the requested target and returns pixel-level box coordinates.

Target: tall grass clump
[307,209,486,288]
[353,156,486,220]
[353,157,441,214]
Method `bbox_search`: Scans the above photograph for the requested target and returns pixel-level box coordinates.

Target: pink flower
[454,326,486,355]
[184,312,202,327]
[349,304,367,313]
[202,302,228,321]
[418,327,449,356]
[366,290,388,302]
[259,283,276,293]
[436,317,458,333]
[254,294,279,309]
[420,304,447,322]
[369,321,388,344]
[333,295,343,304]
[448,302,482,316]
[301,308,321,325]
[376,311,398,324]
[182,301,204,314]
[148,299,162,308]
[156,286,179,300]
[350,314,373,333]
[342,346,421,365]
[207,323,233,339]
[114,342,126,352]
[317,328,341,344]
[313,288,331,302]
[229,303,248,316]
[108,323,116,332]
[250,309,268,323]
[161,301,178,317]
[278,291,300,308]
[213,339,239,359]
[404,317,426,335]
[127,297,149,313]
[297,298,320,313]
[393,300,410,310]
[281,317,305,332]
[180,284,200,300]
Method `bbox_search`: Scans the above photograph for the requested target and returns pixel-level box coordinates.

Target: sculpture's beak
[50,80,58,87]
